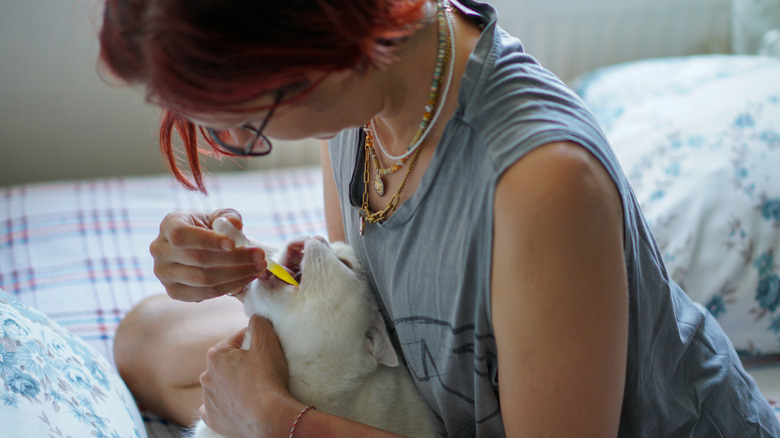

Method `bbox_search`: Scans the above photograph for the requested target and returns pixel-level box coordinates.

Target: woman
[100,0,780,436]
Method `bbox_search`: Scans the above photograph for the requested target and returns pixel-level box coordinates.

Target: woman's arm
[321,141,346,242]
[200,316,407,438]
[491,141,628,437]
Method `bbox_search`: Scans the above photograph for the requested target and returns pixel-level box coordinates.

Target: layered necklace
[358,0,455,235]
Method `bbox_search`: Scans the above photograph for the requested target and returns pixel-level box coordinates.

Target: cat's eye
[339,258,354,270]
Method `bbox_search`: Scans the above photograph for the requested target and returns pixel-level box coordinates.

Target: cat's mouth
[279,240,305,286]
[259,239,305,290]
[261,237,329,289]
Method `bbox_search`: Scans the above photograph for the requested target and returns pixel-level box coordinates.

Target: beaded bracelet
[288,405,316,438]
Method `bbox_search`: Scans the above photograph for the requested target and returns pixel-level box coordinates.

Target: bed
[1,54,779,436]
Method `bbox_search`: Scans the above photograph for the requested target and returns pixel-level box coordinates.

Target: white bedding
[576,53,780,425]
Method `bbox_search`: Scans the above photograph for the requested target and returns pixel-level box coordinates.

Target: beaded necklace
[368,0,454,197]
[358,1,455,233]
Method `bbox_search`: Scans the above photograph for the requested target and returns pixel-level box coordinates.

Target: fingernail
[221,239,233,251]
[251,249,264,263]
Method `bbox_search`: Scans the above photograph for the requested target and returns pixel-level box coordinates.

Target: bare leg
[114,294,248,426]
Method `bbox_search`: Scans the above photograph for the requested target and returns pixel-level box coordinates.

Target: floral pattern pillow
[0,289,146,437]
[574,55,780,355]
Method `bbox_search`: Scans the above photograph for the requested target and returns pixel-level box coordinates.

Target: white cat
[191,237,435,438]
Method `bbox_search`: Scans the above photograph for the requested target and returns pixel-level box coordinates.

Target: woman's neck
[371,2,477,159]
[371,4,447,157]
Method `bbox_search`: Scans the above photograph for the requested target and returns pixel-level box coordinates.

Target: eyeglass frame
[205,90,285,156]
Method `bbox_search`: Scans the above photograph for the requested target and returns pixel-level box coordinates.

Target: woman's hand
[150,209,268,302]
[199,315,296,438]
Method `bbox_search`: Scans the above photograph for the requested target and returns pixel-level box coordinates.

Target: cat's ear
[366,314,399,367]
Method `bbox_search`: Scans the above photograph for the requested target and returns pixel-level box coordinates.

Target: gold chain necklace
[358,124,422,235]
[365,129,412,196]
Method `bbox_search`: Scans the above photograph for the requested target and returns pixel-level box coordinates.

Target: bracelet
[288,405,315,438]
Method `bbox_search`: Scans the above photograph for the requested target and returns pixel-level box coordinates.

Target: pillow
[0,289,147,437]
[573,55,780,355]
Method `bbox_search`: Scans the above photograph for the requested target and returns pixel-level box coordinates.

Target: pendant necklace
[358,0,456,234]
[358,127,422,235]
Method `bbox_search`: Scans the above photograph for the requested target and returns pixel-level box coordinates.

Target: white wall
[0,0,320,188]
[1,0,164,187]
[493,0,731,82]
[0,0,731,188]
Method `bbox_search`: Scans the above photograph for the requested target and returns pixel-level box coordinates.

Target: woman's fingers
[206,208,243,231]
[152,249,263,301]
[159,244,266,268]
[163,273,258,302]
[163,215,235,251]
[247,316,278,350]
[151,209,277,302]
[165,262,263,288]
[219,325,249,350]
[160,209,243,251]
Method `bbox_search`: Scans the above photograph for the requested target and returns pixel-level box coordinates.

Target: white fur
[191,239,434,438]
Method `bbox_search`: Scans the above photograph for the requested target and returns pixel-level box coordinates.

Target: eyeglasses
[206,90,284,156]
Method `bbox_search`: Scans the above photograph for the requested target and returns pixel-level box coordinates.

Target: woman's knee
[114,294,175,384]
[114,293,248,385]
[113,294,248,424]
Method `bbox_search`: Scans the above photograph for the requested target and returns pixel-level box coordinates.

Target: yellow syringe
[212,217,299,287]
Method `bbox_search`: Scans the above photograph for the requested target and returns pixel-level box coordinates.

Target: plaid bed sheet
[0,167,326,437]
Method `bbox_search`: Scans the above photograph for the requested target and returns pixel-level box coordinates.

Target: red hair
[99,0,428,192]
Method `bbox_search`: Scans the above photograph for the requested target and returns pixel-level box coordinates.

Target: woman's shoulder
[465,50,589,129]
[495,141,622,218]
[460,23,579,115]
[457,27,607,168]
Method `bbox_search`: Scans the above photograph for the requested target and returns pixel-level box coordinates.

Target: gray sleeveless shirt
[327,1,780,436]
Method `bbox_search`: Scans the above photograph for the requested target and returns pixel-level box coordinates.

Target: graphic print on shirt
[393,314,501,435]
